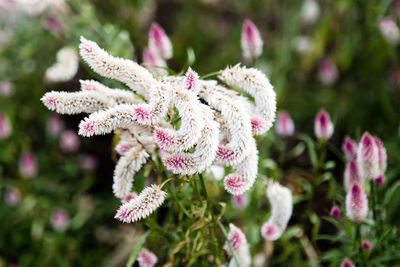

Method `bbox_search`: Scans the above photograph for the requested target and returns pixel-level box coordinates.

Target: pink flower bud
[184,67,199,91]
[340,258,355,267]
[275,111,295,136]
[138,248,158,267]
[148,23,172,60]
[357,132,380,181]
[0,112,12,140]
[342,137,357,161]
[344,160,362,191]
[227,224,247,250]
[19,152,38,178]
[374,175,385,186]
[44,16,62,34]
[329,205,341,218]
[374,137,387,175]
[319,57,338,85]
[4,188,21,206]
[261,222,281,241]
[51,208,69,231]
[142,48,167,76]
[60,130,80,153]
[362,240,371,250]
[47,114,64,137]
[80,155,97,171]
[241,19,263,61]
[378,17,400,45]
[346,184,368,223]
[232,194,248,209]
[314,109,334,139]
[0,80,15,97]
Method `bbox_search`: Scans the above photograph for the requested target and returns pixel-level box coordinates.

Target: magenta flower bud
[227,224,247,250]
[51,208,69,231]
[0,112,12,140]
[137,248,158,267]
[357,132,380,181]
[362,240,371,250]
[47,114,64,137]
[232,194,248,209]
[4,188,21,206]
[241,19,263,61]
[374,175,385,186]
[318,57,338,85]
[340,258,355,267]
[19,152,38,178]
[0,80,15,97]
[275,111,295,136]
[378,17,400,45]
[60,130,80,153]
[148,23,172,60]
[344,160,362,191]
[142,48,167,76]
[374,137,387,175]
[342,137,357,161]
[329,205,341,218]
[346,184,368,223]
[314,109,334,140]
[80,155,97,171]
[44,16,62,34]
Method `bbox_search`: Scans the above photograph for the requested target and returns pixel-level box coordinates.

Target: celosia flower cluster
[41,25,277,223]
[224,224,251,267]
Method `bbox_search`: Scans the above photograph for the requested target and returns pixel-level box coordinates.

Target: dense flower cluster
[41,25,277,223]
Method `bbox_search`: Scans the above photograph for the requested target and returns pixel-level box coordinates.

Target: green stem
[370,181,377,222]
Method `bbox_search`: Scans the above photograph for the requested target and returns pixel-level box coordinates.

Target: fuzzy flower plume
[115,184,166,223]
[138,248,158,267]
[342,136,357,161]
[184,67,199,92]
[346,184,368,223]
[340,258,355,267]
[276,111,295,136]
[224,224,251,267]
[314,109,334,139]
[344,160,362,191]
[148,23,173,60]
[45,47,78,82]
[241,19,263,61]
[220,64,276,135]
[357,132,380,181]
[261,181,293,241]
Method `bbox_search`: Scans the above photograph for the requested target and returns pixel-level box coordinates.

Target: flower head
[314,109,334,140]
[138,248,158,267]
[148,23,173,60]
[346,184,368,223]
[4,188,21,206]
[142,48,167,76]
[342,137,357,161]
[232,194,248,210]
[275,111,294,136]
[329,205,341,218]
[0,112,12,140]
[184,67,199,91]
[357,132,380,181]
[19,152,38,178]
[374,175,385,186]
[47,114,64,137]
[241,19,263,61]
[362,240,371,250]
[340,258,355,267]
[374,137,387,175]
[378,17,400,45]
[0,80,15,97]
[45,47,79,82]
[319,57,338,85]
[60,130,80,152]
[344,160,362,191]
[51,208,69,231]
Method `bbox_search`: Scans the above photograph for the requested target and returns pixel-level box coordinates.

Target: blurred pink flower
[44,16,62,34]
[342,137,357,161]
[51,208,69,231]
[344,160,362,191]
[378,17,400,45]
[80,154,97,171]
[137,248,158,267]
[314,109,334,140]
[329,205,341,218]
[4,188,21,206]
[275,111,295,136]
[232,194,248,209]
[142,48,167,76]
[241,19,263,61]
[357,132,380,181]
[346,184,368,223]
[60,130,80,152]
[148,23,172,60]
[374,137,387,175]
[227,223,247,250]
[374,174,385,186]
[0,112,12,140]
[47,114,64,137]
[362,240,371,250]
[0,80,15,97]
[340,258,355,267]
[19,152,38,178]
[319,57,338,85]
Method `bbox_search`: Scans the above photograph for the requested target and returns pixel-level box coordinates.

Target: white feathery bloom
[79,37,156,99]
[220,64,276,135]
[148,23,173,60]
[161,104,219,175]
[300,0,320,24]
[41,91,114,114]
[357,133,380,181]
[261,181,293,241]
[223,137,258,195]
[346,184,368,223]
[154,80,204,152]
[15,0,65,16]
[80,80,141,105]
[115,184,166,223]
[45,47,79,82]
[200,81,253,165]
[113,145,149,199]
[224,224,251,267]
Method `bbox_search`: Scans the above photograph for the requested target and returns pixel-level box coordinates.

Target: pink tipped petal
[251,117,266,136]
[134,106,151,124]
[138,248,158,267]
[79,121,95,136]
[362,240,371,250]
[42,94,57,110]
[163,154,188,172]
[261,222,281,241]
[148,23,173,60]
[228,224,247,250]
[217,145,235,163]
[224,174,246,195]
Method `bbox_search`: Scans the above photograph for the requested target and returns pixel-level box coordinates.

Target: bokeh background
[1,0,399,266]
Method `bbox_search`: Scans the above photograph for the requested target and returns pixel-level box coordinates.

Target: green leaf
[126,232,150,267]
[299,134,318,168]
